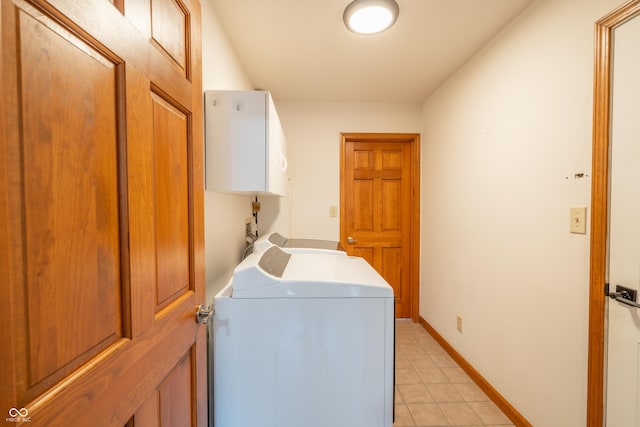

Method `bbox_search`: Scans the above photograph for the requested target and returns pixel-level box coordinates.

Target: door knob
[195,304,214,324]
[347,236,357,244]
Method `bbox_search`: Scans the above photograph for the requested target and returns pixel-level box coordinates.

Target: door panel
[382,180,400,230]
[381,247,402,288]
[354,180,374,230]
[158,351,194,426]
[1,0,205,425]
[151,93,190,308]
[151,0,188,73]
[15,2,124,398]
[605,12,640,427]
[354,247,374,266]
[341,134,419,319]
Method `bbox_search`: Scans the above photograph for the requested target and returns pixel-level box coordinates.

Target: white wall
[420,0,621,425]
[277,102,422,240]
[201,1,259,301]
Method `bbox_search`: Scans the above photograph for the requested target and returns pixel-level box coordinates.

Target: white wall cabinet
[204,90,288,196]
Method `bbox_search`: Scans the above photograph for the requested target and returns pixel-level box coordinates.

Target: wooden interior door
[587,2,640,425]
[340,133,420,319]
[604,9,640,427]
[0,0,206,425]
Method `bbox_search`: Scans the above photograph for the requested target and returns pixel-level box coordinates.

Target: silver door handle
[609,293,640,309]
[195,304,214,324]
[347,236,357,244]
[606,284,640,309]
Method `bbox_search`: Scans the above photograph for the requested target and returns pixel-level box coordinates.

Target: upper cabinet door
[204,90,289,197]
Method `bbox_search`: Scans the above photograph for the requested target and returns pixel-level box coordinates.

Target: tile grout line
[394,319,515,426]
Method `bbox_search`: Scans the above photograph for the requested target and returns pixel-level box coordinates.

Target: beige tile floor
[394,319,515,427]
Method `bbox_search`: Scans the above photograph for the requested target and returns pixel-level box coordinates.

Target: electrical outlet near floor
[457,315,463,333]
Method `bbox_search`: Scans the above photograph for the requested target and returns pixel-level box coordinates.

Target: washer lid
[231,247,393,298]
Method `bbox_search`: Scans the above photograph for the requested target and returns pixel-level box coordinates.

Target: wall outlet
[457,315,463,333]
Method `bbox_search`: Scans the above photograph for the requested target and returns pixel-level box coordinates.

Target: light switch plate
[570,207,587,234]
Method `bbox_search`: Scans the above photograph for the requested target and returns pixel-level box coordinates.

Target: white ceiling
[208,0,534,103]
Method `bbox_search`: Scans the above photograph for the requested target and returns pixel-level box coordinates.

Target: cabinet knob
[280,155,288,172]
[276,145,288,172]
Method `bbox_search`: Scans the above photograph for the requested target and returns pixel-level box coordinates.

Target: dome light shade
[343,0,399,35]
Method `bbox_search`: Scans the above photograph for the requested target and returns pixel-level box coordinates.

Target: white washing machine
[212,246,394,427]
[253,231,346,254]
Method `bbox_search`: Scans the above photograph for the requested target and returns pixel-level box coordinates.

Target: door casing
[587,1,640,425]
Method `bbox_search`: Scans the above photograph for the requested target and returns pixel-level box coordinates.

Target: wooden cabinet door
[340,133,419,319]
[0,0,206,425]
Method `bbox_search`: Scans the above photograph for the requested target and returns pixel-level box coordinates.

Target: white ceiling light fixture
[343,0,399,35]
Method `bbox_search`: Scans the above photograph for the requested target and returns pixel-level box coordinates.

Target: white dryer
[253,231,346,254]
[212,246,394,427]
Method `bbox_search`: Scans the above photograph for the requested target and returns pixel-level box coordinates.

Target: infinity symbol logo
[8,407,28,417]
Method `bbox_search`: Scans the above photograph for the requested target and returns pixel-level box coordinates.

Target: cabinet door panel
[204,90,287,196]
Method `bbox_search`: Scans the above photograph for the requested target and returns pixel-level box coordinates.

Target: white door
[605,13,640,427]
